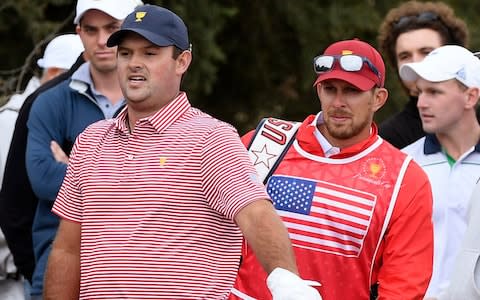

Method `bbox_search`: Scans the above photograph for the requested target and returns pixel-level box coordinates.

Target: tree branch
[15,10,76,91]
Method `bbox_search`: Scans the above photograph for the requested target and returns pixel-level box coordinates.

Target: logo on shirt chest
[357,158,387,185]
[159,156,167,167]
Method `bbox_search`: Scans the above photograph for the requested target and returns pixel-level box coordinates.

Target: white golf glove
[267,267,322,300]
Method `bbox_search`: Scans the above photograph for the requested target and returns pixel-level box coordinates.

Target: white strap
[230,287,257,300]
[248,118,301,183]
[238,118,301,299]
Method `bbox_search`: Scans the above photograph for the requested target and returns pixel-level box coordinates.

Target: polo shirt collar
[424,133,480,154]
[313,113,340,157]
[115,107,130,133]
[114,92,191,134]
[423,134,442,154]
[71,62,94,91]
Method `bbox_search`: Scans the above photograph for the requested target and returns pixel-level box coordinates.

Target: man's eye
[398,54,410,61]
[108,25,120,32]
[323,86,334,92]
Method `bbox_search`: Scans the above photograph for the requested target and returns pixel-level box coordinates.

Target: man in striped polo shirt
[43,5,321,300]
[24,0,142,298]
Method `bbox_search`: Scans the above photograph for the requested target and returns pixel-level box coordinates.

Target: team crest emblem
[135,12,146,22]
[361,157,386,181]
[159,157,167,167]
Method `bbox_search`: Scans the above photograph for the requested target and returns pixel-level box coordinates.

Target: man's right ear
[176,50,192,75]
[372,88,389,112]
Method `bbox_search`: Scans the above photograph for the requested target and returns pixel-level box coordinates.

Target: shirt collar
[71,62,124,101]
[114,92,191,134]
[71,62,93,88]
[296,112,379,158]
[312,113,340,157]
[423,134,442,154]
[424,133,480,154]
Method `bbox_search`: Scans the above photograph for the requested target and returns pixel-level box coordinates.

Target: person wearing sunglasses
[400,45,480,300]
[377,1,469,149]
[230,39,434,300]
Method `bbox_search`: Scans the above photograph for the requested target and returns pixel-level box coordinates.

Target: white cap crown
[400,45,480,88]
[74,0,143,24]
[37,34,84,69]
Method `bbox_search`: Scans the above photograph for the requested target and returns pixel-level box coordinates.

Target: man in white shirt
[437,180,480,300]
[400,45,480,299]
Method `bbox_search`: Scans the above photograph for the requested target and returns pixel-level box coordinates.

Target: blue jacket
[26,76,124,296]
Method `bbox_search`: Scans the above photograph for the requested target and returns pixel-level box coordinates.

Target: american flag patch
[267,175,376,257]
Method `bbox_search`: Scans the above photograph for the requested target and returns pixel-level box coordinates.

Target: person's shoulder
[379,137,430,188]
[28,83,71,119]
[405,156,429,179]
[401,136,425,156]
[187,107,238,132]
[188,107,224,123]
[241,129,256,146]
[77,119,116,143]
[394,154,432,211]
[0,93,23,113]
[34,78,72,104]
[83,118,116,134]
[70,119,116,161]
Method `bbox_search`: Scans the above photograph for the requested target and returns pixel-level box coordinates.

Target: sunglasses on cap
[313,54,381,79]
[393,11,440,30]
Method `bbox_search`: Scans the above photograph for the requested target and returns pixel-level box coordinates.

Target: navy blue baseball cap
[107,4,189,51]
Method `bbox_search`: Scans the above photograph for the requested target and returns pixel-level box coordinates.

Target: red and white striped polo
[53,92,269,299]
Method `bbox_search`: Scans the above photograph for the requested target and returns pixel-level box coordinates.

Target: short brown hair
[378,1,469,69]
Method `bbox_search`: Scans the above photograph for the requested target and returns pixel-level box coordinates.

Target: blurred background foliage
[1,0,479,134]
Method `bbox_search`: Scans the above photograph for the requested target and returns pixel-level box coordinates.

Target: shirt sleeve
[26,92,68,201]
[200,123,269,220]
[376,159,434,299]
[51,132,84,223]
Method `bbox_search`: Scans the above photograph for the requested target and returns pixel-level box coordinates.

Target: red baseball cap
[313,39,385,91]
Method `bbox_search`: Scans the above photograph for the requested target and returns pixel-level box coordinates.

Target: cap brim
[107,28,176,48]
[37,58,45,68]
[399,62,455,83]
[313,70,376,91]
[107,29,128,47]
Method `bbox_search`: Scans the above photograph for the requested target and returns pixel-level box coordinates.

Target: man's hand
[50,140,69,164]
[267,268,322,300]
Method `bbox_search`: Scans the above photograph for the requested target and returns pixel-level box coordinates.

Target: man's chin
[328,128,355,140]
[91,61,117,74]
